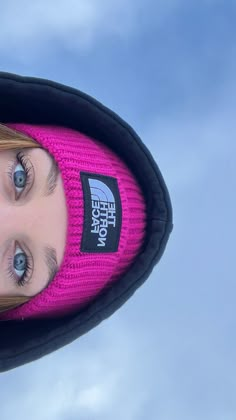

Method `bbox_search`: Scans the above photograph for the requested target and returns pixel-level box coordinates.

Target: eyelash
[6,152,34,287]
[7,151,34,199]
[7,244,33,288]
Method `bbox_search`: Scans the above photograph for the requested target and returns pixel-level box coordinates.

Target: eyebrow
[43,157,60,197]
[43,245,59,287]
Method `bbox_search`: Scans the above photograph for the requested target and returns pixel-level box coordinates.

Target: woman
[0,71,173,372]
[0,123,67,313]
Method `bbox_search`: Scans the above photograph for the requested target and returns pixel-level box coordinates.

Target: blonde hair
[0,123,39,314]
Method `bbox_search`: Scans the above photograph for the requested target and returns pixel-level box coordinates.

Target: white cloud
[0,0,187,58]
[141,87,236,194]
[0,0,138,54]
[0,318,150,420]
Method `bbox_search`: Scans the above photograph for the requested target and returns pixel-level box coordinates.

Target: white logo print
[88,178,116,247]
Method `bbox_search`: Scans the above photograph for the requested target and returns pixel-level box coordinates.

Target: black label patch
[80,172,122,253]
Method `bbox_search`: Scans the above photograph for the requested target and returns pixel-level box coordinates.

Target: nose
[0,197,43,241]
[0,172,67,268]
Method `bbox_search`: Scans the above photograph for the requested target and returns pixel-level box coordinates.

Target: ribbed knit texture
[0,124,147,320]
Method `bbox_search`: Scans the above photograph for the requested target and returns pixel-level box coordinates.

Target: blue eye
[14,162,27,192]
[7,244,33,288]
[14,246,27,278]
[7,151,34,200]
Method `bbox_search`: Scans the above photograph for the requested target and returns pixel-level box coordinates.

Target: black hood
[0,71,173,372]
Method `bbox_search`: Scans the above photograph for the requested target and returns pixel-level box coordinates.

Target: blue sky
[0,1,236,419]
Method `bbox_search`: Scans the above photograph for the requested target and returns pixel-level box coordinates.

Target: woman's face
[0,147,67,297]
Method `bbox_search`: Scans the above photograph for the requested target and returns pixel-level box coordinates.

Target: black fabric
[0,72,173,372]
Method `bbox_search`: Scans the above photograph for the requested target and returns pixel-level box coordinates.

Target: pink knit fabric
[0,124,147,320]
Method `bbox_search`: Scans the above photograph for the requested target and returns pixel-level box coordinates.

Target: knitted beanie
[0,123,147,320]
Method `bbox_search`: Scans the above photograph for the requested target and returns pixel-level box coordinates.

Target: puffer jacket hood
[0,71,173,372]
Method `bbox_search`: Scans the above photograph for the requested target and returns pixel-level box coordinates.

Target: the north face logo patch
[80,172,122,253]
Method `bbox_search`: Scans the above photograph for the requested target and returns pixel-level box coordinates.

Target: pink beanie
[0,124,147,320]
